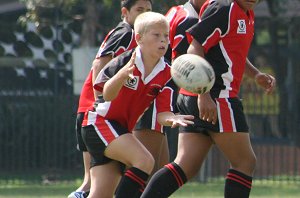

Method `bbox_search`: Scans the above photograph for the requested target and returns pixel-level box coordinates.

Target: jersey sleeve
[188,3,231,53]
[94,50,132,91]
[155,79,178,113]
[173,17,199,55]
[96,26,136,58]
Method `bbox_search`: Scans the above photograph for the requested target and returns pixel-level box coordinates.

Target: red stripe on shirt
[218,98,233,132]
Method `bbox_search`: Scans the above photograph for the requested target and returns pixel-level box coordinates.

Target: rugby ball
[171,54,215,94]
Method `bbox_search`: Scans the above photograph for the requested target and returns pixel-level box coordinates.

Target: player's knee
[132,153,155,174]
[231,154,257,175]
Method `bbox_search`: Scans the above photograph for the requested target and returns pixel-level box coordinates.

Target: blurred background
[0,0,299,185]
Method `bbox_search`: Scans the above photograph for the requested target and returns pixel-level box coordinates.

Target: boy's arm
[244,58,260,79]
[102,52,136,101]
[187,40,217,124]
[245,58,276,94]
[92,55,113,99]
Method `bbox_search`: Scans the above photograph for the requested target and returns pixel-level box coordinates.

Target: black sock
[115,167,149,198]
[141,162,187,198]
[225,169,253,198]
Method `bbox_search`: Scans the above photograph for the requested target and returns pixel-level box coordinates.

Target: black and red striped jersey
[87,47,175,132]
[96,22,137,58]
[77,70,94,113]
[187,0,255,98]
[77,22,137,113]
[165,2,199,60]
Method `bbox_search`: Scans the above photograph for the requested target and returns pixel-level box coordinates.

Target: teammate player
[81,12,194,198]
[165,0,205,61]
[68,1,152,197]
[141,1,276,198]
[164,0,206,161]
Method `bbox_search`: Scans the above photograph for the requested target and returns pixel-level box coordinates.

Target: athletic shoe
[67,190,89,198]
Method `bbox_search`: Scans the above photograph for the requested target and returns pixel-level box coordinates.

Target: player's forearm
[92,56,112,99]
[102,72,127,101]
[92,56,112,84]
[245,58,260,79]
[187,39,205,57]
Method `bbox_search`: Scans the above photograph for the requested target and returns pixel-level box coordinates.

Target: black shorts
[81,115,128,169]
[75,112,87,151]
[177,94,249,135]
[134,102,164,133]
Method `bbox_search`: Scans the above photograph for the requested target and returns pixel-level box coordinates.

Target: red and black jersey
[182,0,255,98]
[77,70,95,113]
[83,47,175,132]
[96,22,137,58]
[77,22,137,113]
[199,0,210,17]
[165,2,199,60]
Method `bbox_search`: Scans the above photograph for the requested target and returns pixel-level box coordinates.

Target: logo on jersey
[237,20,246,34]
[125,76,139,90]
[147,84,162,97]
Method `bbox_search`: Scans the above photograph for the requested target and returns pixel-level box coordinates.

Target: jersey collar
[135,46,166,84]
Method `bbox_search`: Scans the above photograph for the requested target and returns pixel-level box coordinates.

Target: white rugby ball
[171,54,215,94]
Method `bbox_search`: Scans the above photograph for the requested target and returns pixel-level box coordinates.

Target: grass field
[0,179,299,198]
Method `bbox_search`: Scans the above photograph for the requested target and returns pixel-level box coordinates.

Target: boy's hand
[255,73,276,94]
[121,51,136,80]
[198,93,217,125]
[166,115,194,128]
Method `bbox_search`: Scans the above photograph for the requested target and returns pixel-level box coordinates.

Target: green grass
[0,179,299,198]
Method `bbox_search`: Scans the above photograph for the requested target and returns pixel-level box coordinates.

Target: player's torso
[166,2,199,59]
[203,2,255,98]
[78,22,137,111]
[96,50,172,131]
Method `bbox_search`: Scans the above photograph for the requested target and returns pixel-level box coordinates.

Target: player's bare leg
[105,133,154,197]
[210,132,256,176]
[174,132,213,179]
[140,132,213,197]
[75,152,91,192]
[210,132,256,198]
[89,161,122,198]
[133,129,169,176]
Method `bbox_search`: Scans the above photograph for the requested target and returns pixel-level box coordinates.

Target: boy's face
[137,22,169,59]
[235,0,258,11]
[123,0,152,26]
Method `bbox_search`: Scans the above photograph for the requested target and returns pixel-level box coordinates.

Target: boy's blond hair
[134,11,169,36]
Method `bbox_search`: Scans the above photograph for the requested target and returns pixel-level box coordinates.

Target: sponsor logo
[237,20,246,34]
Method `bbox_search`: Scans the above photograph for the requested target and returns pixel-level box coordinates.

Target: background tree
[19,0,187,47]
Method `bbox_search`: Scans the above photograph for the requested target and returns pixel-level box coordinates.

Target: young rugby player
[68,1,152,197]
[81,12,194,198]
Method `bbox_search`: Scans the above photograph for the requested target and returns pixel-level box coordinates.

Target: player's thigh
[133,129,168,161]
[174,133,213,179]
[90,161,121,198]
[157,132,169,167]
[210,132,256,174]
[105,133,154,173]
[134,130,170,173]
